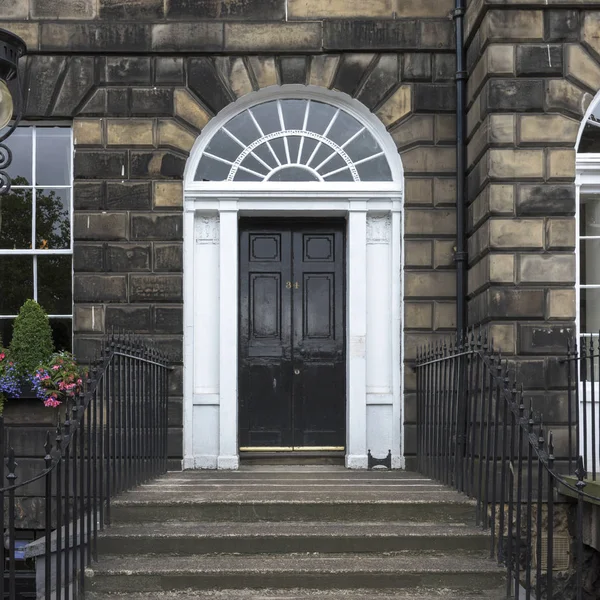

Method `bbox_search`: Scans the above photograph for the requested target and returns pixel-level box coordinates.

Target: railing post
[575,455,587,600]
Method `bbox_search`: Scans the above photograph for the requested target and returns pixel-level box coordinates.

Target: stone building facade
[1,0,595,469]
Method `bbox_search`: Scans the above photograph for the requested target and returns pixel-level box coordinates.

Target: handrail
[1,332,171,600]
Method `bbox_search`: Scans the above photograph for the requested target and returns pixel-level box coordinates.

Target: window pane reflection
[37,255,72,315]
[0,188,32,249]
[2,128,33,185]
[36,189,70,249]
[35,128,71,186]
[0,256,33,315]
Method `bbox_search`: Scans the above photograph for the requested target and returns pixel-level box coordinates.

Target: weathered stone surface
[376,84,412,127]
[188,57,233,114]
[131,214,183,240]
[308,55,339,88]
[154,181,183,209]
[390,114,434,149]
[483,10,543,42]
[414,84,455,112]
[279,56,308,85]
[419,20,454,50]
[516,44,562,76]
[489,218,544,249]
[547,149,575,180]
[405,209,455,236]
[129,275,183,303]
[107,119,154,146]
[154,243,183,271]
[107,88,129,115]
[519,114,579,144]
[53,56,95,116]
[404,241,432,267]
[486,79,544,112]
[151,22,223,52]
[131,88,173,116]
[74,244,104,272]
[24,56,66,117]
[100,0,164,19]
[2,0,28,18]
[325,20,417,51]
[155,58,184,85]
[216,56,254,98]
[105,57,151,84]
[154,307,183,334]
[434,302,456,331]
[489,149,544,179]
[404,302,433,329]
[31,0,96,19]
[0,22,38,49]
[166,0,285,20]
[74,275,127,303]
[401,147,455,174]
[434,178,456,206]
[488,323,516,355]
[130,151,186,179]
[174,89,212,131]
[248,56,279,89]
[433,240,455,268]
[41,23,151,52]
[546,218,575,250]
[547,289,576,320]
[545,10,579,42]
[105,306,151,333]
[402,54,431,81]
[106,244,151,272]
[405,178,433,206]
[74,182,105,210]
[333,53,373,96]
[106,182,152,210]
[434,54,455,82]
[517,185,575,215]
[490,254,515,284]
[357,54,399,109]
[74,305,105,333]
[225,23,321,52]
[583,12,600,62]
[405,272,456,298]
[566,45,600,93]
[158,120,196,153]
[486,288,545,319]
[519,324,574,355]
[519,254,575,284]
[74,213,128,241]
[546,79,592,117]
[74,119,103,146]
[74,151,127,179]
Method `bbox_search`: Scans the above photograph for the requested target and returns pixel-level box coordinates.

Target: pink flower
[44,398,62,408]
[0,353,5,360]
[52,365,60,370]
[77,379,82,385]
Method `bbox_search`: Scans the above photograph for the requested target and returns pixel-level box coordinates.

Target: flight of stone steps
[85,466,506,599]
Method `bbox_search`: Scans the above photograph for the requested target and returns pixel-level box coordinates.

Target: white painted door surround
[182,85,404,469]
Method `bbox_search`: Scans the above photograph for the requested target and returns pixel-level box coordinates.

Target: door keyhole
[294,368,300,375]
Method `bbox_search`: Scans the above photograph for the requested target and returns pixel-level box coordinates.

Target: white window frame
[0,125,74,337]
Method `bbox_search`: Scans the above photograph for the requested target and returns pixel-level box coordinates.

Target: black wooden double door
[239,220,346,449]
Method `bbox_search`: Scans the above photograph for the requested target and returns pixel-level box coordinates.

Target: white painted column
[346,203,368,469]
[218,201,239,469]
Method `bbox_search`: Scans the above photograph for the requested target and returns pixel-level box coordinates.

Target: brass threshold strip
[239,446,345,452]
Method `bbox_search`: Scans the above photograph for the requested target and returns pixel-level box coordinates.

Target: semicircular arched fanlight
[194,98,393,183]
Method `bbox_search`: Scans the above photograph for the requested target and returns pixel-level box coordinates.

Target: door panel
[239,220,345,450]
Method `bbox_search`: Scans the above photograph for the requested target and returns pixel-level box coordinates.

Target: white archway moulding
[182,85,405,470]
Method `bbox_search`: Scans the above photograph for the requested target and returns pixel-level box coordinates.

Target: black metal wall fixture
[453,0,468,338]
[0,333,171,599]
[415,331,600,600]
[0,28,26,196]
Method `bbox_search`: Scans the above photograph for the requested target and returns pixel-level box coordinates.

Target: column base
[217,454,240,470]
[345,454,368,469]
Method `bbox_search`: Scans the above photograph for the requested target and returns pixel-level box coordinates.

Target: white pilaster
[346,203,368,469]
[218,201,239,469]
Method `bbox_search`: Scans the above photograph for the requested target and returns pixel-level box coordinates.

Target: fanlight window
[194,99,393,183]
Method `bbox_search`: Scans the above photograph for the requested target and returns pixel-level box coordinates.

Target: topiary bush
[9,300,54,377]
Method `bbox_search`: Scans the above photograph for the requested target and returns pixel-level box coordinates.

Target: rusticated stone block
[226,23,321,52]
[216,56,254,97]
[74,182,105,210]
[0,22,38,49]
[154,244,183,272]
[154,307,183,334]
[436,114,456,144]
[517,185,575,216]
[486,79,544,112]
[519,114,579,145]
[402,54,431,81]
[566,45,600,93]
[404,302,433,330]
[546,219,575,250]
[547,150,575,181]
[489,149,544,179]
[488,323,515,355]
[130,275,183,303]
[74,120,103,146]
[41,23,151,52]
[433,54,455,82]
[74,305,105,334]
[546,79,592,118]
[249,56,279,89]
[107,88,129,116]
[433,240,455,268]
[519,254,575,284]
[489,218,544,249]
[131,214,182,241]
[188,57,233,114]
[357,54,399,110]
[131,88,173,116]
[280,56,309,85]
[519,324,574,355]
[404,209,456,236]
[545,10,579,43]
[434,302,455,330]
[74,244,104,272]
[152,22,223,52]
[419,20,454,50]
[483,10,543,42]
[130,151,186,179]
[333,54,373,96]
[2,0,28,18]
[107,119,154,147]
[154,181,183,209]
[74,275,127,303]
[414,84,456,112]
[74,213,128,241]
[100,0,164,19]
[488,288,545,319]
[106,182,152,211]
[405,178,433,206]
[105,306,152,333]
[174,89,212,132]
[158,120,196,153]
[24,56,67,117]
[31,0,96,19]
[376,84,412,127]
[167,0,285,20]
[404,272,456,298]
[516,45,562,76]
[434,178,456,206]
[547,289,576,320]
[53,56,95,116]
[404,241,432,267]
[583,12,600,62]
[105,57,152,84]
[75,151,127,179]
[490,254,515,284]
[401,147,455,174]
[391,115,434,149]
[106,244,151,272]
[324,20,421,51]
[156,58,184,85]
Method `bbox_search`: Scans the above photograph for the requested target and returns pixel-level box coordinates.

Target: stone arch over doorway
[182,85,404,469]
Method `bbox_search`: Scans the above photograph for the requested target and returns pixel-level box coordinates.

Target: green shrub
[9,300,54,376]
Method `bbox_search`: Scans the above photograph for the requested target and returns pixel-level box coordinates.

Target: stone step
[96,521,490,555]
[85,553,506,594]
[86,588,507,600]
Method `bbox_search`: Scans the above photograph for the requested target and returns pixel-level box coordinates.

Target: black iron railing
[415,331,600,600]
[0,333,170,599]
